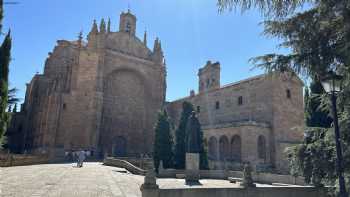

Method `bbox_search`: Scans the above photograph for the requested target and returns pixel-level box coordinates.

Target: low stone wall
[158,169,305,185]
[114,157,154,170]
[151,187,328,197]
[103,157,147,175]
[0,153,49,167]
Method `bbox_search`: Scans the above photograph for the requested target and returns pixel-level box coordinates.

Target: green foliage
[8,88,20,105]
[199,143,209,170]
[153,110,174,172]
[305,80,333,128]
[12,103,17,113]
[217,0,310,18]
[0,31,11,141]
[0,0,3,32]
[287,127,337,187]
[174,101,194,169]
[219,0,350,194]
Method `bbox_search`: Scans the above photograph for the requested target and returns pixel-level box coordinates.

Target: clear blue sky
[2,0,285,102]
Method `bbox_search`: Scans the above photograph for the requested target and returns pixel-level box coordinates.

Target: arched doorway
[219,136,229,161]
[208,137,218,160]
[231,135,241,162]
[113,136,127,157]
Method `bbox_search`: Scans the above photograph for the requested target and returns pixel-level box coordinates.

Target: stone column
[185,153,200,185]
[140,170,159,197]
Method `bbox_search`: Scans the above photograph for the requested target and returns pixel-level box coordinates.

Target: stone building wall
[7,11,303,171]
[9,11,166,159]
[166,62,304,173]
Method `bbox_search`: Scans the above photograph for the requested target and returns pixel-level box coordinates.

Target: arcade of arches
[206,134,268,164]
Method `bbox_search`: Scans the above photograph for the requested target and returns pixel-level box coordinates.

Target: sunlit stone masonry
[7,10,304,173]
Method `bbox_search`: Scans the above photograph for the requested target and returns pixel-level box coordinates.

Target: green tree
[8,87,20,105]
[198,127,209,170]
[0,31,11,141]
[218,0,350,78]
[185,111,209,170]
[0,0,12,146]
[12,103,17,113]
[174,101,194,169]
[0,0,2,32]
[218,0,350,193]
[306,79,333,128]
[153,110,174,172]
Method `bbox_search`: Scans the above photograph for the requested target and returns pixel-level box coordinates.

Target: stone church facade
[8,11,166,158]
[7,11,304,172]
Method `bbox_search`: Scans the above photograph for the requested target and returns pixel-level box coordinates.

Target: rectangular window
[215,101,220,109]
[238,96,243,105]
[286,89,291,99]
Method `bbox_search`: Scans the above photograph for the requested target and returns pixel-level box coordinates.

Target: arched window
[257,135,266,160]
[219,136,229,161]
[208,137,218,160]
[231,135,241,162]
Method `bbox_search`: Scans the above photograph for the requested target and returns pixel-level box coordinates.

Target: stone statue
[185,111,201,153]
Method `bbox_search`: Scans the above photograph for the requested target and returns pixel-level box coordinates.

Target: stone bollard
[159,160,164,173]
[140,169,159,197]
[240,163,256,188]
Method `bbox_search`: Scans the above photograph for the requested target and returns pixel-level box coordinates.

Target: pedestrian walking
[78,150,86,167]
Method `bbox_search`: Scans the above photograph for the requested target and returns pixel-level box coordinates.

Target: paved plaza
[1,162,145,197]
[0,162,290,197]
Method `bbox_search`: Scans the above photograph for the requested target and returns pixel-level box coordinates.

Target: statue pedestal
[185,153,200,185]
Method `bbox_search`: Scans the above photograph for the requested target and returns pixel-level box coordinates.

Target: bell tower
[119,9,137,36]
[198,61,221,93]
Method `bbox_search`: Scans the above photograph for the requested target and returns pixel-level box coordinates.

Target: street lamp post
[321,71,348,197]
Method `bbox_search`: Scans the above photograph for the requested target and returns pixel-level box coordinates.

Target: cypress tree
[153,110,174,172]
[0,0,3,32]
[174,101,194,169]
[185,111,209,170]
[12,103,17,113]
[0,30,11,140]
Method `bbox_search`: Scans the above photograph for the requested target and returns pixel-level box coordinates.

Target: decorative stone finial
[78,31,83,47]
[143,30,147,46]
[90,20,98,34]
